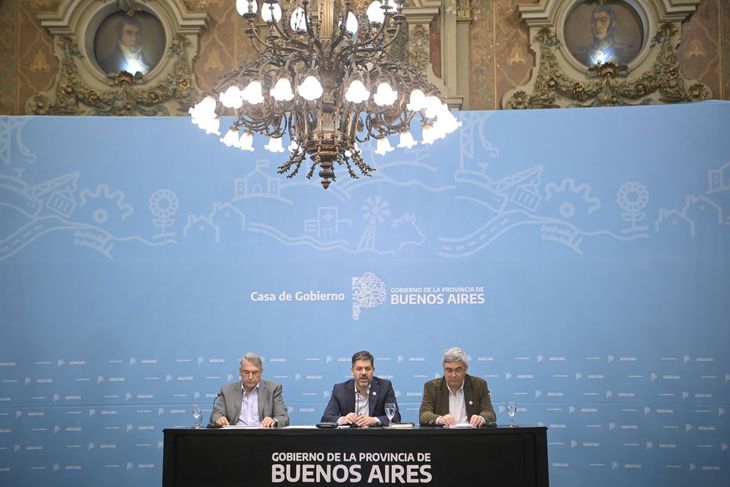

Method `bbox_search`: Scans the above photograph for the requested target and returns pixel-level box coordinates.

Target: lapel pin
[468,401,473,405]
[372,391,377,396]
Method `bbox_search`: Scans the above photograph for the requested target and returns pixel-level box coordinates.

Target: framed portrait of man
[93,11,165,76]
[564,0,645,68]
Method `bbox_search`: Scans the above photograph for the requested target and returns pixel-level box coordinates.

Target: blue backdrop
[1,102,729,487]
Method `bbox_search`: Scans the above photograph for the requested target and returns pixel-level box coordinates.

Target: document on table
[447,423,475,429]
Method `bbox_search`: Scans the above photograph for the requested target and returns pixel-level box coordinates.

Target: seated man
[419,347,496,427]
[210,352,289,427]
[321,350,401,427]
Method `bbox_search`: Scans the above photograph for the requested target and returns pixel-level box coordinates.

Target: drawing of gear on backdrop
[541,178,602,250]
[78,185,133,226]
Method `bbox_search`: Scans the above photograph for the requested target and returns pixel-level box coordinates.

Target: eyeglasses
[444,367,465,375]
[241,370,261,376]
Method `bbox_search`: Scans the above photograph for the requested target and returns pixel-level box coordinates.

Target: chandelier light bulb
[265,136,285,153]
[345,12,359,34]
[345,79,370,103]
[241,80,264,104]
[373,82,397,106]
[235,0,257,16]
[189,95,217,126]
[375,137,394,155]
[407,89,427,111]
[237,131,255,151]
[437,109,462,135]
[397,130,417,149]
[261,2,282,23]
[219,86,244,108]
[424,95,443,119]
[421,123,436,145]
[220,129,240,147]
[290,7,306,31]
[271,78,295,101]
[298,75,324,101]
[366,1,385,24]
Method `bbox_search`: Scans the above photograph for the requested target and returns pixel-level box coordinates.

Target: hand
[215,417,230,426]
[469,415,486,427]
[261,416,277,428]
[438,414,456,426]
[339,413,359,425]
[354,415,377,428]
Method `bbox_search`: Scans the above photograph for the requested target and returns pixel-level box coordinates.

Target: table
[163,426,549,487]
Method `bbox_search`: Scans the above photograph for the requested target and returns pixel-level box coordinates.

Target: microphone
[206,392,224,428]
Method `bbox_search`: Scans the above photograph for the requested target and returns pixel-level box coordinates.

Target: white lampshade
[298,75,323,101]
[345,79,370,103]
[375,137,394,155]
[261,2,282,23]
[424,95,443,119]
[189,95,217,124]
[270,77,294,101]
[220,86,244,109]
[406,89,427,111]
[397,130,417,149]
[200,117,220,135]
[241,80,264,104]
[220,129,240,147]
[345,12,359,34]
[265,136,285,153]
[237,132,255,151]
[236,0,257,16]
[366,1,385,24]
[437,109,462,135]
[290,7,306,32]
[373,82,397,106]
[421,124,436,145]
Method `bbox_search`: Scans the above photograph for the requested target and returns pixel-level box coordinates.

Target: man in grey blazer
[210,352,289,427]
[419,347,496,427]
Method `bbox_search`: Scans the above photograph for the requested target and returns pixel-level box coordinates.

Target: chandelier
[189,0,460,188]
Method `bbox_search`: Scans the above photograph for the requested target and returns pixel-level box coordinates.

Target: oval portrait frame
[562,0,648,70]
[90,9,166,77]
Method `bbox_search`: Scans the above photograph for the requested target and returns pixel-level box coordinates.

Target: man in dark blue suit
[321,350,401,427]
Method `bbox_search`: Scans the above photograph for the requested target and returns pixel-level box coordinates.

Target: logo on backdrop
[248,272,485,320]
[352,272,387,320]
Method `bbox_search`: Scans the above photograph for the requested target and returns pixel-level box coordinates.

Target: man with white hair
[210,352,289,427]
[419,347,496,427]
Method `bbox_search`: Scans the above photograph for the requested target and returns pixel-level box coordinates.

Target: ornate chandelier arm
[243,19,279,52]
[300,0,325,60]
[328,1,355,53]
[264,7,311,54]
[350,20,403,56]
[348,8,400,53]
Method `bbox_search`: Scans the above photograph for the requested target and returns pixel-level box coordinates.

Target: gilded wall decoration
[1,0,727,114]
[26,0,207,116]
[503,0,709,109]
